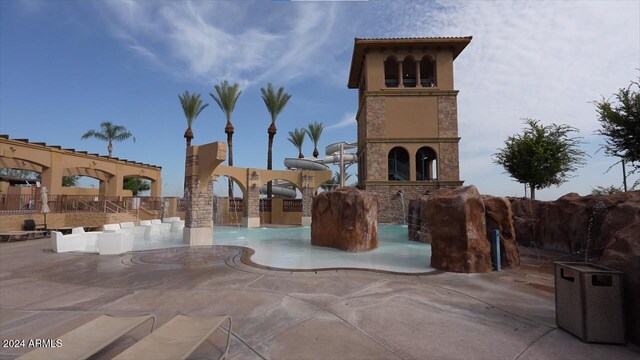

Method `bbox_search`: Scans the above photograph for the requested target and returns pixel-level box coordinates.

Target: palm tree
[306,121,324,158]
[287,128,306,159]
[179,91,209,148]
[260,83,292,198]
[210,80,242,198]
[81,122,135,157]
[320,171,352,191]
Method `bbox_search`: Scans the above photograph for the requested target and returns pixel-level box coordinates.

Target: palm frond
[306,121,324,146]
[260,83,291,124]
[287,128,306,152]
[179,90,209,128]
[210,80,242,123]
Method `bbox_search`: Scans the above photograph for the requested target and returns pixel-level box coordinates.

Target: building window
[420,55,436,87]
[384,56,399,88]
[388,147,410,181]
[403,56,416,87]
[416,147,437,180]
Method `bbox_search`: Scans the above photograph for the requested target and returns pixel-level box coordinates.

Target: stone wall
[438,142,460,181]
[365,184,437,223]
[437,95,458,137]
[184,174,213,229]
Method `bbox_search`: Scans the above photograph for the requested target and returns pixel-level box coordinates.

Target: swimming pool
[132,225,434,274]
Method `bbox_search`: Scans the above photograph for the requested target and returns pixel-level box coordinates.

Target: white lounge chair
[112,315,232,360]
[17,314,155,360]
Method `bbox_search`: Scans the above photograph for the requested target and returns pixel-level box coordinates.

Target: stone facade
[366,184,437,224]
[184,174,213,229]
[437,95,458,138]
[438,142,460,181]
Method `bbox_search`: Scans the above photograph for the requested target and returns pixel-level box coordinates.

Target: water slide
[278,141,358,191]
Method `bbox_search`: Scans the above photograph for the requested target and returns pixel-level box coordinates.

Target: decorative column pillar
[398,60,404,88]
[243,169,261,228]
[183,142,226,246]
[301,171,314,226]
[184,152,213,245]
[416,60,421,87]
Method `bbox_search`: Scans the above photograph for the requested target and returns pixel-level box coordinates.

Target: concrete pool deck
[1,238,638,359]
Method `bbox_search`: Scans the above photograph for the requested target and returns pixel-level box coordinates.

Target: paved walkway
[1,238,638,359]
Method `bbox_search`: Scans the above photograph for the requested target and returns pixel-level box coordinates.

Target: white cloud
[100,0,341,87]
[327,111,356,130]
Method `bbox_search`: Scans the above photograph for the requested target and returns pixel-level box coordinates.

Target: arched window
[420,55,436,87]
[388,147,410,181]
[384,56,399,88]
[403,56,416,87]
[416,147,437,180]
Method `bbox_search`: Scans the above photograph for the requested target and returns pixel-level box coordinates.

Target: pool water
[132,225,434,274]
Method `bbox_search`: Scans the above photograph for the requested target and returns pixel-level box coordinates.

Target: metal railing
[283,199,302,213]
[0,194,164,214]
[259,199,272,212]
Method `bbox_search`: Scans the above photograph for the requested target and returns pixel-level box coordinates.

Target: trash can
[554,262,625,343]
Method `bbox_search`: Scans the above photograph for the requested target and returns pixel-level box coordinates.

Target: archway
[416,147,437,180]
[388,147,410,181]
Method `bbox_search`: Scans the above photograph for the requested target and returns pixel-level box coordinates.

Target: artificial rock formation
[311,187,379,252]
[510,191,640,255]
[510,191,640,345]
[419,186,492,273]
[598,220,640,346]
[482,195,520,268]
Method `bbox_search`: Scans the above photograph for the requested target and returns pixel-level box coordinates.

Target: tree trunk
[184,127,193,148]
[267,122,277,198]
[226,122,234,199]
[530,184,536,200]
[298,151,304,159]
[622,159,627,192]
[313,147,319,158]
[108,142,113,157]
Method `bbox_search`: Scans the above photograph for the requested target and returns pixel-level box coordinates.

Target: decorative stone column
[301,171,314,226]
[243,169,261,228]
[183,142,226,246]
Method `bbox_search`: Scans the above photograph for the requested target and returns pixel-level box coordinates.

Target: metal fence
[283,199,302,212]
[0,194,165,214]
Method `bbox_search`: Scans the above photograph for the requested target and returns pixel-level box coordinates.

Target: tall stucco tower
[347,37,472,223]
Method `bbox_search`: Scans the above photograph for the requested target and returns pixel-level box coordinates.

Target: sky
[0,0,638,200]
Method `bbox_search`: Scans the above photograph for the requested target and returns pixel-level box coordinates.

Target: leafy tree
[287,128,306,159]
[591,185,623,196]
[179,91,209,147]
[210,81,242,198]
[493,119,587,199]
[260,83,292,198]
[0,169,77,187]
[306,121,324,158]
[123,178,151,196]
[0,168,38,180]
[594,77,640,190]
[81,121,135,157]
[62,175,79,187]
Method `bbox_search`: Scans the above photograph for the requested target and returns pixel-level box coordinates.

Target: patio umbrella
[41,186,50,230]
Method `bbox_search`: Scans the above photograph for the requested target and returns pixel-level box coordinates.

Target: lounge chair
[112,315,232,360]
[17,314,155,360]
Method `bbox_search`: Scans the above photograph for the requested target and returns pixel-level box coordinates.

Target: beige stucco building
[0,135,162,198]
[348,37,471,222]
